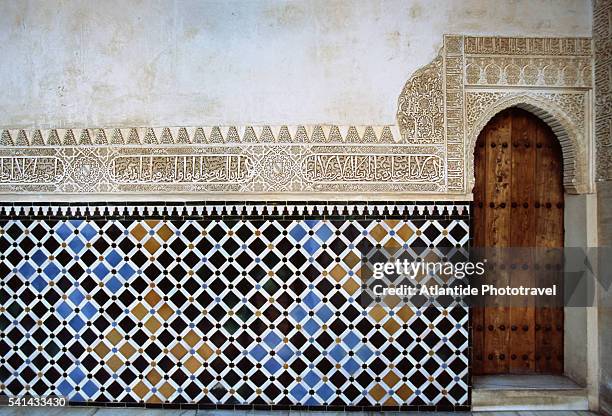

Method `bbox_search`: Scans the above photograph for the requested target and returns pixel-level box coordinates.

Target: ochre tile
[146,369,162,385]
[383,294,401,308]
[396,224,414,241]
[183,330,200,347]
[343,251,360,268]
[145,316,161,332]
[144,220,159,228]
[396,383,414,401]
[184,356,201,373]
[382,317,400,335]
[93,342,110,359]
[144,290,162,307]
[342,277,360,295]
[369,224,387,242]
[171,344,188,360]
[384,397,398,406]
[369,304,386,322]
[132,381,149,399]
[143,238,161,255]
[396,306,415,322]
[119,343,136,359]
[147,394,162,403]
[369,383,386,402]
[158,303,173,320]
[106,354,123,372]
[329,264,346,282]
[197,343,214,360]
[130,223,148,241]
[132,303,148,320]
[384,219,400,229]
[157,224,174,241]
[384,238,402,251]
[147,368,162,386]
[383,370,401,387]
[158,382,175,399]
[106,328,122,346]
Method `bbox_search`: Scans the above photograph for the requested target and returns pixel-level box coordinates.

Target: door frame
[467,99,600,409]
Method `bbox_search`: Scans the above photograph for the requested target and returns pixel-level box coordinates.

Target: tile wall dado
[0,202,470,411]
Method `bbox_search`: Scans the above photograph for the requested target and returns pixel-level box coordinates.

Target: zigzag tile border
[0,202,470,220]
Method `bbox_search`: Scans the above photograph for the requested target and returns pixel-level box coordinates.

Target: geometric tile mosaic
[0,202,469,410]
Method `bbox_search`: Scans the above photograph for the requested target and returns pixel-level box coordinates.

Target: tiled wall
[0,202,470,411]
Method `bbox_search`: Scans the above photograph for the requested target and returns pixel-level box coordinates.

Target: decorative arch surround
[398,35,594,195]
[465,93,588,194]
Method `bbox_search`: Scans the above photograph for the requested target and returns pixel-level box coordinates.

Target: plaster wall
[597,181,612,415]
[0,0,592,129]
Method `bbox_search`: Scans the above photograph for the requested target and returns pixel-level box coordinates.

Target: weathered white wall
[0,0,592,128]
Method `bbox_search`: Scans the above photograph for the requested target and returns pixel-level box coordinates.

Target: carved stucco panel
[396,54,445,143]
[396,35,593,195]
[594,0,612,181]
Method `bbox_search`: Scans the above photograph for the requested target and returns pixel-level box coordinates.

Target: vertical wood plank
[482,111,512,374]
[535,121,564,374]
[509,109,536,373]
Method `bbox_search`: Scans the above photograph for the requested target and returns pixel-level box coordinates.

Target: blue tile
[56,302,72,319]
[18,262,36,278]
[315,224,333,241]
[31,275,47,292]
[303,370,320,387]
[56,223,72,240]
[289,305,307,322]
[69,367,85,383]
[69,315,85,331]
[303,238,320,255]
[250,345,267,361]
[289,223,307,242]
[68,289,85,305]
[106,276,122,293]
[80,224,97,241]
[303,318,320,335]
[263,332,281,348]
[31,250,47,266]
[303,291,320,309]
[43,263,61,279]
[106,250,122,267]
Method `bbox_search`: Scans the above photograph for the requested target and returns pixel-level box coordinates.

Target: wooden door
[472,108,564,375]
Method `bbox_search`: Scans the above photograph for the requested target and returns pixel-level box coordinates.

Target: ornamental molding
[397,34,594,195]
[593,0,611,181]
[0,35,595,198]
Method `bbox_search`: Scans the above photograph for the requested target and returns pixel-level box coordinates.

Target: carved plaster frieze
[0,36,596,198]
[0,141,446,194]
[465,56,592,87]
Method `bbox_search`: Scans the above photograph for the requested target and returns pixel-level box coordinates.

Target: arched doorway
[472,107,564,375]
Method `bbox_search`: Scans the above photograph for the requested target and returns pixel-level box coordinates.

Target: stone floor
[0,407,600,415]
